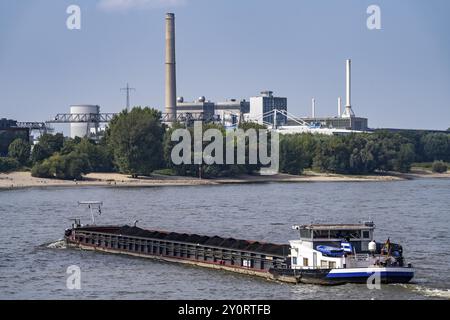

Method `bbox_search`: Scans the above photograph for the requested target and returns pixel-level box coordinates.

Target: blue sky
[0,0,449,131]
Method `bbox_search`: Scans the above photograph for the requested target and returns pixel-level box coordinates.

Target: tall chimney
[346,59,351,108]
[165,13,177,122]
[342,59,355,118]
[338,97,342,117]
[311,98,316,118]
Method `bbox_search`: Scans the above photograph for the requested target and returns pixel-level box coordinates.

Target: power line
[120,83,136,112]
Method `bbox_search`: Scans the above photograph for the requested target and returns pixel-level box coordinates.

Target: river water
[1,179,449,300]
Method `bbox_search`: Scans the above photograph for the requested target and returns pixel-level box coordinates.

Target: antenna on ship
[78,201,103,225]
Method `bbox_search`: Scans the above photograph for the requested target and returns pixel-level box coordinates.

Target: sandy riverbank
[3,169,448,190]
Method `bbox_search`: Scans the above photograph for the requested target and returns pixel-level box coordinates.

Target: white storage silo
[70,105,100,139]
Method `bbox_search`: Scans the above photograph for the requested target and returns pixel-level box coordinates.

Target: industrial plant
[4,12,374,143]
[160,13,369,135]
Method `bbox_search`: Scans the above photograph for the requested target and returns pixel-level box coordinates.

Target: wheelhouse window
[329,230,342,239]
[337,230,361,240]
[300,229,312,239]
[313,230,329,239]
[362,230,370,239]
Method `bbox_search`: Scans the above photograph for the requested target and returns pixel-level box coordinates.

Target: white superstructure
[286,222,414,284]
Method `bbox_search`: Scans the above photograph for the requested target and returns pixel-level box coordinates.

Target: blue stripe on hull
[326,271,414,279]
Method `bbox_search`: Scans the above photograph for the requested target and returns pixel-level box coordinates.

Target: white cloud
[98,0,187,12]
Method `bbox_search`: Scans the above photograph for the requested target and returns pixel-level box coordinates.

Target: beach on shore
[1,169,448,190]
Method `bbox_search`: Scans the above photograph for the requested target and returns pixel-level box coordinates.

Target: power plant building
[248,91,287,126]
[176,97,216,118]
[285,59,369,132]
[176,96,250,123]
[288,116,368,131]
[0,118,30,156]
[162,13,367,132]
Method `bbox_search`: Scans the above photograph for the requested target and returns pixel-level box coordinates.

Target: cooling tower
[70,105,100,139]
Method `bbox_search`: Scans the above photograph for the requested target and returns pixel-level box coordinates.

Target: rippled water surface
[1,179,449,299]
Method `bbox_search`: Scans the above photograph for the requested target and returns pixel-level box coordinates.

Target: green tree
[60,137,82,155]
[0,157,20,173]
[31,133,64,163]
[30,144,48,164]
[393,143,415,173]
[8,138,31,166]
[30,160,52,178]
[163,122,185,169]
[0,129,29,157]
[163,122,263,178]
[432,160,447,173]
[421,133,449,162]
[74,138,114,172]
[63,152,91,179]
[279,135,309,175]
[313,136,350,174]
[31,151,90,180]
[106,107,165,178]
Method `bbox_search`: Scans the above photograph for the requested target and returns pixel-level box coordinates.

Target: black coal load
[204,236,225,247]
[220,238,237,248]
[115,225,288,256]
[230,239,251,250]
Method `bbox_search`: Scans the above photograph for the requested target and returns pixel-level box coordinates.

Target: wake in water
[395,283,450,299]
[40,239,67,249]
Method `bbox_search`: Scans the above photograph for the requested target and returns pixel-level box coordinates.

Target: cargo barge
[64,202,414,285]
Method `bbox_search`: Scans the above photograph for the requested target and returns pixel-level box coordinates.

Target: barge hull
[269,267,414,285]
[65,225,298,283]
[67,241,287,282]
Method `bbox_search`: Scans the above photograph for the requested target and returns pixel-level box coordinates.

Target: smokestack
[338,97,342,117]
[165,13,177,122]
[342,59,355,118]
[346,59,351,108]
[311,98,316,118]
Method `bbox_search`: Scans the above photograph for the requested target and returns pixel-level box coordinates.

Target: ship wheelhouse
[289,222,376,270]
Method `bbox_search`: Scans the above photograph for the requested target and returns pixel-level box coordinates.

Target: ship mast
[78,201,103,225]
